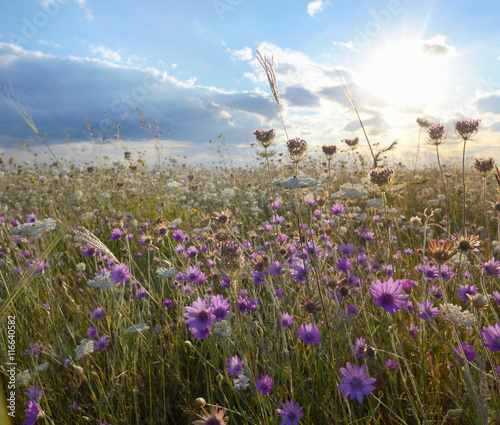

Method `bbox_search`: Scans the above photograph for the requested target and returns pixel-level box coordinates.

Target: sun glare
[356,39,452,108]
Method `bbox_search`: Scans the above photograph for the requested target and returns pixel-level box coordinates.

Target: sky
[0,0,499,167]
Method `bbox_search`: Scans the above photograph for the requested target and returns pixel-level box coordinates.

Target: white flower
[75,339,94,360]
[440,303,475,328]
[16,370,31,387]
[126,323,150,333]
[37,363,49,371]
[232,371,250,390]
[274,174,333,189]
[212,320,231,339]
[333,183,369,199]
[88,272,114,290]
[76,263,86,272]
[155,267,178,278]
[365,198,384,208]
[8,218,58,238]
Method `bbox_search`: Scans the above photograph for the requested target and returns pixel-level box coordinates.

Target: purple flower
[277,399,304,425]
[24,385,43,402]
[26,213,37,223]
[109,263,130,284]
[87,326,99,338]
[210,294,230,322]
[290,260,309,283]
[94,335,110,351]
[25,342,42,357]
[407,323,420,338]
[353,338,372,359]
[162,299,173,308]
[226,355,244,376]
[26,260,49,276]
[481,323,500,352]
[296,323,321,346]
[269,261,284,276]
[270,200,281,210]
[171,229,186,242]
[362,229,375,242]
[183,297,213,335]
[281,312,294,328]
[453,341,476,362]
[337,362,377,404]
[23,401,41,425]
[275,289,284,298]
[183,246,199,259]
[337,257,352,273]
[255,374,274,396]
[347,304,358,315]
[369,278,408,315]
[417,300,441,321]
[338,243,355,256]
[331,203,346,216]
[492,291,500,306]
[458,284,477,304]
[182,265,207,285]
[481,257,500,276]
[110,228,123,240]
[69,401,80,411]
[385,359,399,371]
[91,307,106,319]
[135,287,149,299]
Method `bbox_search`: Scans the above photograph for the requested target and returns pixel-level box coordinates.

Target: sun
[356,38,452,108]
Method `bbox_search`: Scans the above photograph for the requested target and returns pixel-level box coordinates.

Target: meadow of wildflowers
[0,118,499,425]
[0,56,500,423]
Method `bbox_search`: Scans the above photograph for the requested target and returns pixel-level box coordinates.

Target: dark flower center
[198,311,209,321]
[351,377,362,389]
[458,240,471,251]
[205,417,221,425]
[381,294,394,304]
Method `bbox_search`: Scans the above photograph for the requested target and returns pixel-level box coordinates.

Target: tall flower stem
[482,177,490,243]
[414,126,422,172]
[461,139,468,235]
[435,145,450,238]
[382,191,395,276]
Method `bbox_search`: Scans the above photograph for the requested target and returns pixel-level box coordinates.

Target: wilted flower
[416,117,431,128]
[192,404,229,425]
[427,239,457,265]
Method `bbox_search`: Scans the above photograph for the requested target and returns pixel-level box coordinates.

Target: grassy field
[0,116,499,425]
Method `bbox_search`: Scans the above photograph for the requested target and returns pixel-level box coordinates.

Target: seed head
[416,117,431,128]
[218,241,244,272]
[253,128,276,148]
[322,144,337,160]
[472,157,495,176]
[368,167,394,189]
[427,124,447,145]
[454,119,481,140]
[286,138,308,163]
[343,137,359,148]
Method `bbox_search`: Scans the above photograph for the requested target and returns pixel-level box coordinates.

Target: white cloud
[91,45,121,62]
[421,35,459,57]
[41,0,93,19]
[228,47,253,62]
[333,40,355,50]
[307,0,324,17]
[38,39,62,48]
